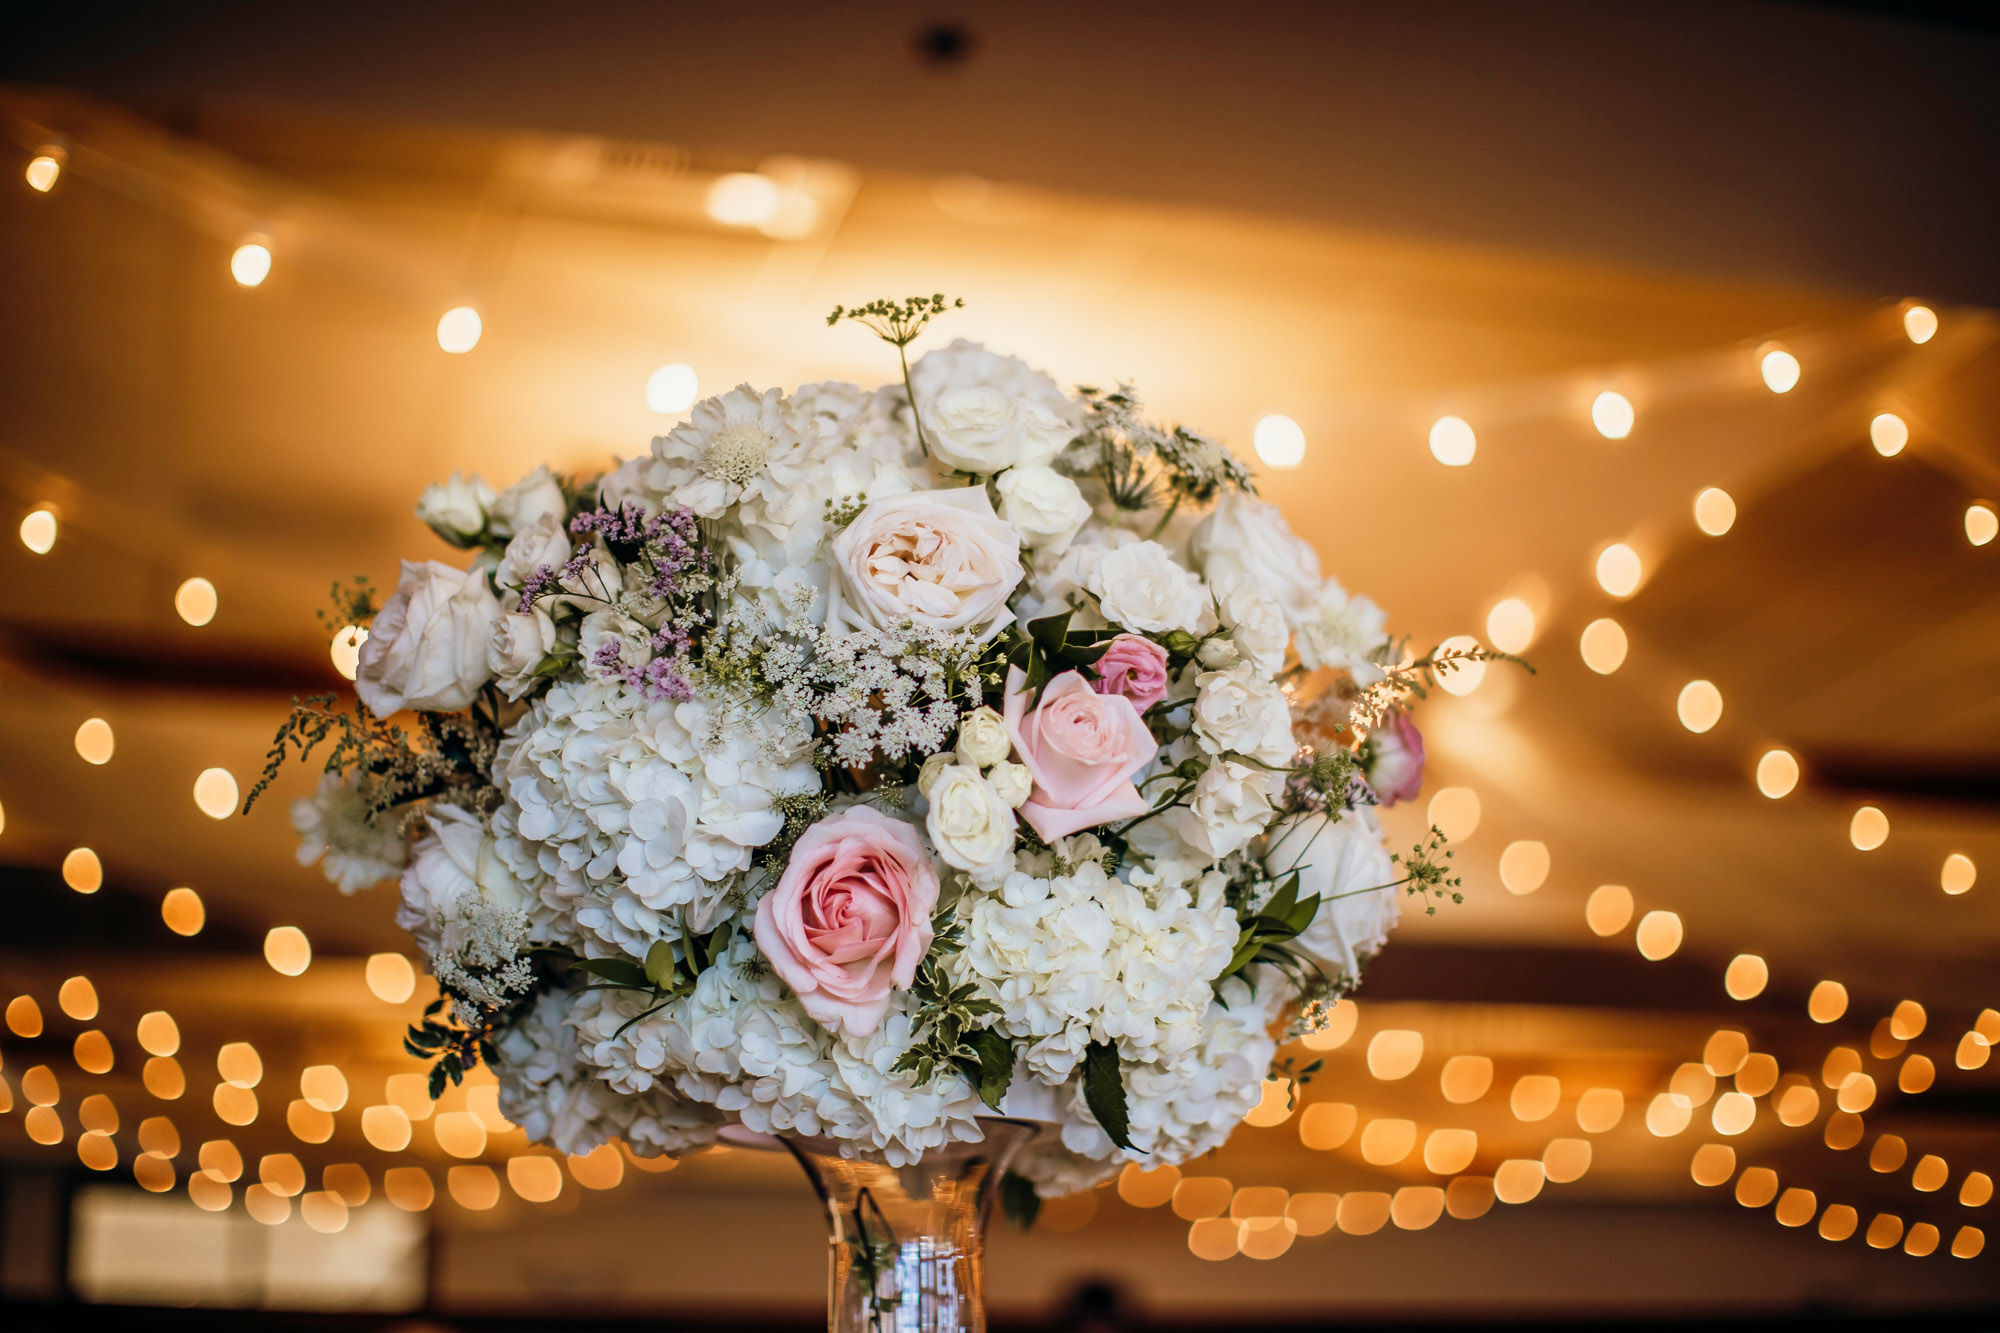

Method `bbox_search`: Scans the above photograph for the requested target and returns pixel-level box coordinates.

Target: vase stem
[785,1118,1037,1333]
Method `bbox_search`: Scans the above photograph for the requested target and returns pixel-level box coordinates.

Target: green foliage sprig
[891,907,1011,1108]
[571,922,736,1037]
[827,293,964,459]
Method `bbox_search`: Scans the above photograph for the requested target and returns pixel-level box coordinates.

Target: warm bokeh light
[1670,1063,1716,1109]
[1389,1187,1445,1231]
[229,242,272,288]
[325,1163,372,1207]
[1735,1167,1778,1208]
[386,1073,435,1120]
[1866,1214,1905,1249]
[362,1105,413,1152]
[63,847,104,894]
[193,768,239,820]
[7,995,43,1037]
[1724,954,1769,1001]
[1543,1139,1592,1184]
[1645,1093,1691,1137]
[1252,414,1306,468]
[1912,1154,1949,1192]
[1423,1128,1478,1174]
[1676,680,1723,733]
[1366,1029,1424,1081]
[264,926,312,976]
[1868,412,1908,457]
[137,1116,178,1157]
[1337,1191,1391,1234]
[1238,1215,1296,1261]
[301,1065,349,1112]
[260,1152,306,1197]
[1702,1031,1749,1078]
[1590,390,1634,439]
[508,1155,565,1203]
[19,506,57,553]
[1594,543,1642,597]
[143,1056,185,1100]
[1902,303,1938,344]
[1951,1227,1985,1260]
[174,576,218,625]
[74,1030,114,1074]
[385,1166,435,1211]
[1889,999,1927,1041]
[706,172,781,226]
[1230,1186,1288,1221]
[1693,486,1737,536]
[433,1109,490,1158]
[1298,998,1358,1051]
[1426,787,1481,842]
[1635,910,1682,961]
[566,1144,625,1191]
[1967,502,1998,547]
[244,1184,290,1226]
[25,1105,64,1145]
[1711,1092,1756,1136]
[1835,1074,1877,1114]
[437,305,483,353]
[1170,1176,1232,1221]
[1961,1173,1994,1208]
[74,717,115,764]
[134,1152,177,1193]
[1117,1163,1180,1208]
[1904,1223,1942,1257]
[78,1130,118,1172]
[1286,1193,1339,1237]
[1498,840,1549,895]
[1435,635,1485,695]
[1186,1217,1238,1261]
[1940,852,1976,895]
[1690,1143,1736,1187]
[217,1042,263,1089]
[78,1093,117,1132]
[1822,1047,1863,1091]
[1445,1177,1495,1220]
[1484,597,1535,653]
[644,362,700,415]
[1808,980,1849,1024]
[300,1190,350,1235]
[161,887,205,936]
[1493,1159,1546,1205]
[58,975,99,1020]
[1759,347,1800,393]
[1575,1088,1625,1134]
[1578,617,1628,674]
[286,1098,333,1144]
[1869,1134,1908,1173]
[1585,884,1634,936]
[1359,1117,1416,1165]
[198,1140,244,1184]
[1244,1078,1295,1128]
[25,153,62,192]
[330,624,369,679]
[1849,805,1889,851]
[1510,1075,1560,1122]
[1428,415,1476,466]
[365,951,418,1003]
[1964,1032,1996,1071]
[212,1084,258,1126]
[1755,748,1799,798]
[1298,1102,1357,1150]
[1773,1188,1817,1228]
[1440,1055,1494,1105]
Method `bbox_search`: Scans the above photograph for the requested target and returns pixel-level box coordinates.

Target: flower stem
[898,342,929,459]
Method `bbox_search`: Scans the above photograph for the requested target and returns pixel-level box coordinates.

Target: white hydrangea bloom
[498,678,817,960]
[949,837,1238,1085]
[493,988,720,1159]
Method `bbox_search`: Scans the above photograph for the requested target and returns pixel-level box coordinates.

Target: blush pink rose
[1091,633,1171,712]
[1366,712,1425,807]
[752,806,938,1037]
[1003,666,1160,842]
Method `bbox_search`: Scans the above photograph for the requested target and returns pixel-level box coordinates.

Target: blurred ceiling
[0,4,1997,1322]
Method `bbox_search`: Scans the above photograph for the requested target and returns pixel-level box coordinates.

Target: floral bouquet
[259,296,1486,1211]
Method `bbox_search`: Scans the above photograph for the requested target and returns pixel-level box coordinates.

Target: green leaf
[965,1028,1015,1111]
[1026,608,1074,659]
[1000,1171,1041,1231]
[1082,1040,1136,1151]
[575,957,651,990]
[1261,871,1299,928]
[643,940,676,988]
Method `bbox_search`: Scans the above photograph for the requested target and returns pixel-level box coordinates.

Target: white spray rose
[925,765,1016,876]
[986,761,1033,809]
[1091,540,1207,635]
[489,465,568,538]
[355,560,502,717]
[1192,662,1296,765]
[488,607,558,700]
[1264,807,1398,980]
[995,465,1090,554]
[1296,580,1390,684]
[1213,575,1290,674]
[494,514,574,593]
[1189,491,1323,630]
[1175,760,1281,858]
[955,706,1012,768]
[1015,401,1077,468]
[927,386,1024,473]
[917,752,954,796]
[415,472,496,547]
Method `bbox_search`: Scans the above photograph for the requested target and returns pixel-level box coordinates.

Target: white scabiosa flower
[290,773,407,893]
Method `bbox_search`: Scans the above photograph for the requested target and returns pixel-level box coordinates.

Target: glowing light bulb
[193,768,239,820]
[64,847,103,893]
[1252,414,1306,469]
[1428,416,1476,467]
[20,507,57,553]
[1595,544,1642,598]
[1941,853,1976,896]
[1590,391,1634,440]
[1579,618,1628,674]
[264,926,312,976]
[330,625,368,680]
[1903,304,1938,344]
[1676,680,1723,734]
[705,173,781,226]
[1434,635,1485,695]
[1756,748,1799,798]
[1869,413,1908,457]
[436,306,482,354]
[1849,806,1889,851]
[1966,503,1997,547]
[175,577,218,626]
[1694,487,1736,536]
[1760,347,1801,393]
[75,717,114,764]
[644,363,700,415]
[230,242,272,288]
[26,153,63,192]
[1485,598,1535,653]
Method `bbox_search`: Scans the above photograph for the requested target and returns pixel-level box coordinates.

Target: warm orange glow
[1252,414,1306,469]
[1435,635,1486,695]
[1904,1223,1940,1257]
[1285,1193,1340,1237]
[437,305,483,354]
[23,1065,60,1106]
[1941,852,1977,895]
[259,1152,306,1197]
[77,1130,118,1172]
[1509,1074,1561,1122]
[330,625,369,679]
[300,1065,349,1112]
[1367,1029,1424,1080]
[1645,1093,1691,1137]
[325,1163,372,1207]
[1869,412,1909,457]
[1425,787,1481,842]
[386,1072,436,1120]
[1575,1087,1624,1134]
[1774,1083,1820,1126]
[1961,1032,1993,1070]
[1440,1055,1494,1105]
[229,243,272,289]
[1734,1167,1778,1208]
[142,1056,185,1100]
[1693,486,1736,536]
[1498,840,1550,895]
[63,848,104,893]
[1898,1054,1935,1095]
[507,1156,565,1203]
[1669,1063,1716,1109]
[58,975,99,1020]
[1759,346,1801,393]
[198,1139,243,1182]
[300,1190,350,1235]
[366,953,418,1004]
[1118,1163,1180,1208]
[361,1104,413,1152]
[1585,884,1633,936]
[1242,1076,1295,1128]
[385,1166,435,1211]
[566,1143,625,1191]
[161,888,205,936]
[1428,415,1476,467]
[1235,1214,1295,1260]
[1336,1191,1391,1234]
[1594,543,1642,598]
[1690,1143,1736,1187]
[1186,1217,1239,1261]
[1171,1176,1233,1221]
[133,1152,176,1193]
[1961,1172,1994,1208]
[1869,1134,1908,1174]
[137,1116,179,1157]
[25,153,62,193]
[212,1084,257,1126]
[433,1110,489,1158]
[1298,998,1358,1051]
[1818,1204,1858,1242]
[78,1093,118,1133]
[193,768,238,820]
[1579,617,1629,674]
[1866,1213,1905,1249]
[1951,1227,1985,1260]
[1493,1159,1545,1205]
[1676,680,1723,733]
[1590,390,1635,440]
[287,1099,334,1144]
[174,577,219,626]
[1808,981,1849,1024]
[1755,749,1799,798]
[74,718,114,765]
[1635,910,1682,961]
[1229,1185,1289,1220]
[244,1184,290,1226]
[1702,1030,1749,1077]
[1711,1092,1756,1136]
[1423,1128,1478,1174]
[19,506,57,553]
[1822,1046,1862,1089]
[1911,1154,1949,1192]
[1299,1101,1357,1151]
[264,926,312,976]
[1485,598,1536,653]
[24,1106,64,1145]
[1903,303,1938,343]
[73,1030,114,1074]
[1824,1112,1865,1150]
[1849,806,1889,851]
[217,1042,262,1089]
[1967,503,1999,547]
[6,995,42,1037]
[1390,1186,1445,1231]
[1359,1118,1416,1165]
[1542,1139,1592,1184]
[1724,954,1769,1001]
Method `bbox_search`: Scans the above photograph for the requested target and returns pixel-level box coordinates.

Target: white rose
[355,560,502,717]
[487,607,558,700]
[415,472,496,547]
[916,752,955,796]
[1015,401,1077,468]
[397,804,530,960]
[1264,808,1398,980]
[1214,575,1290,674]
[955,706,1012,768]
[1193,662,1296,765]
[995,465,1090,554]
[1296,580,1390,684]
[489,465,568,538]
[1091,540,1207,635]
[1175,760,1281,858]
[925,765,1016,875]
[927,386,1024,473]
[1189,491,1323,630]
[986,761,1033,809]
[494,514,575,593]
[829,487,1023,640]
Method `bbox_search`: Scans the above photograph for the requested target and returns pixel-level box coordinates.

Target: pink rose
[1003,667,1160,842]
[1091,633,1170,713]
[1366,712,1425,807]
[752,806,939,1037]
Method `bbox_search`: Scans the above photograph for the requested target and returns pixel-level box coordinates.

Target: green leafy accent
[1000,1171,1042,1231]
[827,293,964,459]
[572,923,734,1037]
[1081,1040,1135,1152]
[891,907,1009,1097]
[1212,869,1325,998]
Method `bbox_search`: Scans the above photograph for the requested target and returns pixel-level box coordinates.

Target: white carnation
[1173,760,1282,858]
[1192,662,1296,766]
[1090,540,1207,635]
[290,772,406,893]
[1296,579,1390,684]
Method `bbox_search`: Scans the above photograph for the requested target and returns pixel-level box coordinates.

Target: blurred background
[1,2,1998,1327]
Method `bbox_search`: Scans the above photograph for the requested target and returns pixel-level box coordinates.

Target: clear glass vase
[784,1117,1038,1333]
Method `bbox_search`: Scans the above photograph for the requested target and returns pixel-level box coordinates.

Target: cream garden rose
[489,464,568,538]
[355,559,503,716]
[488,607,558,700]
[955,706,1012,768]
[830,487,1023,638]
[416,472,495,547]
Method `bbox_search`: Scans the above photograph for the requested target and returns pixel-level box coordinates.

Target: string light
[1869,413,1908,457]
[1585,884,1633,936]
[1808,981,1849,1023]
[25,148,64,193]
[1439,1056,1494,1104]
[1590,391,1635,439]
[74,718,114,765]
[1724,953,1768,1000]
[174,577,218,626]
[1966,503,1997,547]
[1594,544,1642,598]
[644,363,700,415]
[1366,1029,1424,1080]
[384,1166,435,1211]
[1509,1075,1560,1122]
[1755,749,1799,798]
[1849,806,1889,851]
[1252,414,1306,469]
[229,240,272,288]
[1575,1088,1624,1133]
[1428,415,1476,466]
[63,848,104,894]
[1693,487,1736,536]
[1484,598,1535,653]
[1940,853,1975,895]
[1635,910,1683,961]
[1676,680,1723,733]
[1902,303,1938,344]
[1498,840,1550,895]
[1579,618,1628,674]
[264,926,312,975]
[193,768,239,820]
[366,953,418,1003]
[1759,346,1801,393]
[20,507,58,553]
[436,306,483,354]
[161,887,205,935]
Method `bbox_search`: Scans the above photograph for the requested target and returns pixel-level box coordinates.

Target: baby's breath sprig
[1349,640,1534,728]
[827,293,965,459]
